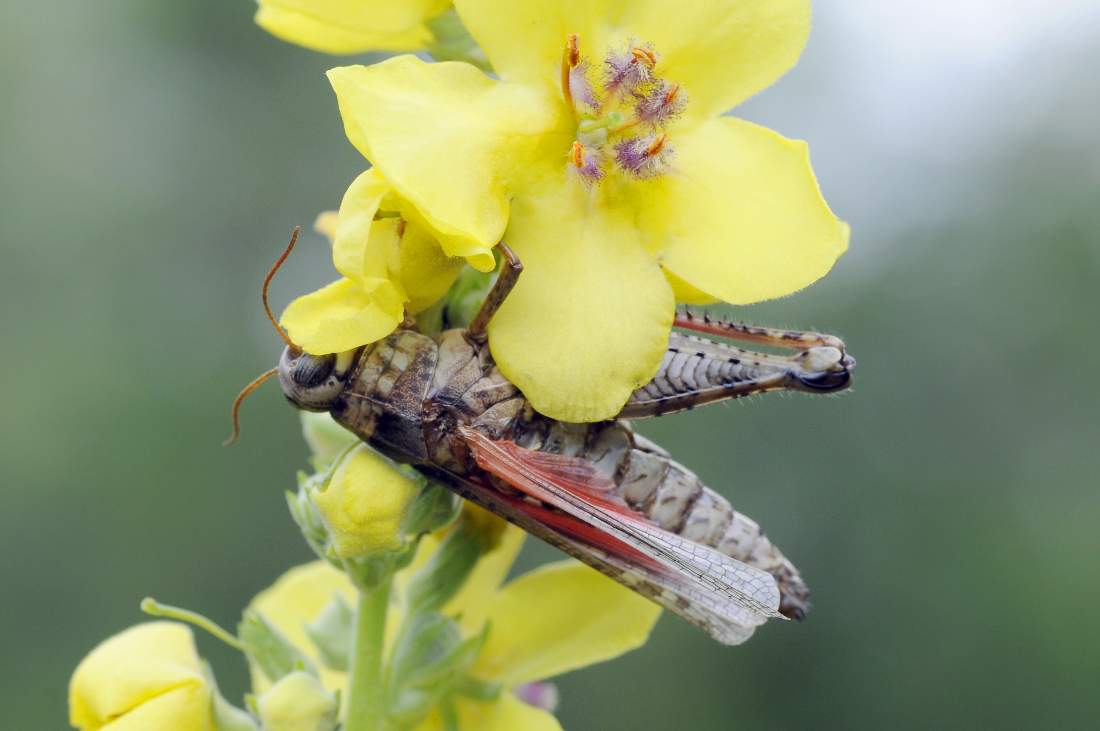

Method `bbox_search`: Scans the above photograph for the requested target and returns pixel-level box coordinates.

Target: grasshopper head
[278,346,357,412]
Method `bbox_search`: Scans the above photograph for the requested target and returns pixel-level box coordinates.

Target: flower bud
[69,622,216,731]
[256,671,338,731]
[313,443,424,558]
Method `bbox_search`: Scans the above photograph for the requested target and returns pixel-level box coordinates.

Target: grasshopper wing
[456,427,784,644]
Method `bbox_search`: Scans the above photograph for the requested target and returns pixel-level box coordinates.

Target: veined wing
[455,427,784,643]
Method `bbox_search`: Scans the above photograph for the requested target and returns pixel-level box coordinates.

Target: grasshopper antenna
[264,226,301,348]
[224,368,278,446]
[224,226,302,446]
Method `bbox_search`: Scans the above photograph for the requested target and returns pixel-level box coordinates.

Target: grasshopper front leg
[465,243,522,344]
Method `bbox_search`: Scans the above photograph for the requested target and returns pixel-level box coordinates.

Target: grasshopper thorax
[277,346,359,412]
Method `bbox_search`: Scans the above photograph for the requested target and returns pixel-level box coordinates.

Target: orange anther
[566,34,580,67]
[571,141,585,167]
[631,46,657,69]
[664,84,681,105]
[646,134,667,157]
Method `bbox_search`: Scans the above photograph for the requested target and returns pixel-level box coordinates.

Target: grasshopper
[235,229,854,645]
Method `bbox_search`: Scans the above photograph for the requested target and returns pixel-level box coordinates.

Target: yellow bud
[314,443,422,558]
[256,671,338,731]
[69,622,215,731]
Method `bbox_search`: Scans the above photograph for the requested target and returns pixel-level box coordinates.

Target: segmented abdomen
[509,414,810,619]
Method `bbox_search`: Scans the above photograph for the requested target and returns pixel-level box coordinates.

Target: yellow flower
[253,524,661,730]
[312,443,424,558]
[256,671,338,731]
[255,0,452,54]
[324,0,849,421]
[69,622,215,731]
[280,169,470,355]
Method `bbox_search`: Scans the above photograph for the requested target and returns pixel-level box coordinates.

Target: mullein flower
[255,0,452,54]
[252,523,661,730]
[69,623,218,731]
[323,0,849,421]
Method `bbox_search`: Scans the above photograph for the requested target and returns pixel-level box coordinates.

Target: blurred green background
[3,2,1098,728]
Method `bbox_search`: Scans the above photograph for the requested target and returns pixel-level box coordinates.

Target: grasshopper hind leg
[619,313,856,418]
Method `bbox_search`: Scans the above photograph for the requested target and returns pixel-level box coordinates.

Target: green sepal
[400,481,461,538]
[303,594,354,672]
[199,660,259,731]
[439,697,460,731]
[238,609,318,683]
[440,265,494,330]
[385,614,488,726]
[425,8,492,72]
[453,674,503,702]
[287,485,328,563]
[404,520,483,615]
[341,541,419,591]
[389,612,463,689]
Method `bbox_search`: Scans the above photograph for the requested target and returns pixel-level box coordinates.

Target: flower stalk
[346,578,394,731]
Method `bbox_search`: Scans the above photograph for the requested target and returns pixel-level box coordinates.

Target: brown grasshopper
[234,229,855,645]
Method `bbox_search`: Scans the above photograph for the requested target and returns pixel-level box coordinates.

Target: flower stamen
[570,141,585,168]
[561,33,580,116]
[646,133,667,157]
[634,81,687,127]
[614,134,674,178]
[630,46,657,70]
[604,42,657,97]
[569,141,604,185]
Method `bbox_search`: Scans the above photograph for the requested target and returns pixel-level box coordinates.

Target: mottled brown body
[322,326,840,620]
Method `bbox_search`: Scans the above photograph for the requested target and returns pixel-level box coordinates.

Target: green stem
[345,579,393,731]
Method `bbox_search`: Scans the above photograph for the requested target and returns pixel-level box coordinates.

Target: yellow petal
[255,0,449,54]
[334,169,471,302]
[314,211,339,243]
[249,562,356,695]
[398,221,465,313]
[69,622,214,731]
[454,0,809,120]
[474,560,661,686]
[664,269,719,306]
[327,57,567,265]
[645,117,848,304]
[487,183,674,422]
[465,694,564,731]
[314,443,424,557]
[447,521,525,635]
[281,277,404,355]
[332,169,393,281]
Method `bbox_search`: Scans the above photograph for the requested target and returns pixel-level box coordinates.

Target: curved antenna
[223,367,279,446]
[264,226,301,348]
[224,226,302,446]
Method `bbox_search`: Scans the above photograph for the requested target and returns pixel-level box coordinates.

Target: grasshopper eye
[278,348,348,412]
[291,353,335,388]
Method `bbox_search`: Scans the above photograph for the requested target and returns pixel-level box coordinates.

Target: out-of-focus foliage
[2,1,1097,729]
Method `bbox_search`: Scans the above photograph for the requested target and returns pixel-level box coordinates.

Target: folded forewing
[458,428,783,636]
